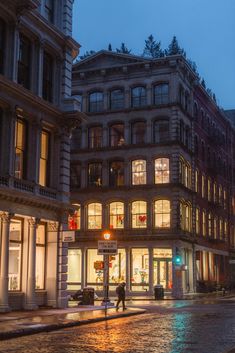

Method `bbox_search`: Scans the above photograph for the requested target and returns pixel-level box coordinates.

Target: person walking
[116,282,127,310]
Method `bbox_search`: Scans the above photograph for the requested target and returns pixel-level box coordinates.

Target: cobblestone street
[1,299,235,353]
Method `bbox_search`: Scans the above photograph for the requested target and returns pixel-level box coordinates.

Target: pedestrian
[116,282,127,311]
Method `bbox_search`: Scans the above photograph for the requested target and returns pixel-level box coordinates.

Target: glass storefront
[67,249,82,290]
[153,248,172,289]
[131,248,149,291]
[9,219,22,291]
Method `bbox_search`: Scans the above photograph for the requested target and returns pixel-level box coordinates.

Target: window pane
[155,200,170,228]
[109,249,126,284]
[9,219,22,291]
[88,163,102,186]
[88,126,102,148]
[14,119,26,179]
[36,246,45,289]
[89,92,104,112]
[68,205,81,230]
[87,249,103,290]
[154,120,169,143]
[131,87,146,108]
[154,84,169,105]
[109,161,124,187]
[88,203,102,229]
[155,158,170,183]
[132,160,146,185]
[18,35,31,89]
[39,130,50,186]
[110,89,124,110]
[42,52,53,102]
[70,164,81,188]
[68,249,82,283]
[132,122,146,144]
[110,124,125,147]
[110,202,124,229]
[131,201,147,228]
[131,248,149,291]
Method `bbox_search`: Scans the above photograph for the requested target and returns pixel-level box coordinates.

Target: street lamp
[102,230,111,306]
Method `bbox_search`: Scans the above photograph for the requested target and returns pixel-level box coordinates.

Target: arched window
[87,203,102,229]
[155,158,170,184]
[88,126,102,148]
[131,87,146,108]
[154,200,170,228]
[132,160,146,185]
[109,123,125,146]
[109,202,124,229]
[109,161,124,187]
[131,201,147,228]
[89,92,104,112]
[154,83,169,105]
[110,89,124,110]
[131,121,146,144]
[154,119,169,143]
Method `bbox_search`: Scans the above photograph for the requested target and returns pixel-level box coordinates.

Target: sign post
[98,233,117,307]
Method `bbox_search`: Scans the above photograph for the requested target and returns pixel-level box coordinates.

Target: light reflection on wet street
[1,300,235,353]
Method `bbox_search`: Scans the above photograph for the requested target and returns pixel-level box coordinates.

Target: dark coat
[116,284,125,299]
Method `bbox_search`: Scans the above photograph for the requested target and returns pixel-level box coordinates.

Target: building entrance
[153,258,172,290]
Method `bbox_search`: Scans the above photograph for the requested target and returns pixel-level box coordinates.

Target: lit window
[132,160,146,185]
[67,249,82,290]
[109,202,124,229]
[208,213,212,237]
[36,224,46,289]
[88,126,102,148]
[68,205,81,230]
[89,92,104,112]
[154,83,169,105]
[131,121,146,144]
[155,158,170,184]
[14,119,26,179]
[154,200,170,228]
[180,202,192,232]
[213,183,217,203]
[109,124,125,147]
[131,248,149,291]
[39,130,50,187]
[154,120,169,143]
[87,203,102,229]
[208,178,212,201]
[131,201,147,228]
[202,175,205,198]
[196,208,200,235]
[224,221,228,239]
[202,210,206,236]
[9,219,22,291]
[195,170,199,193]
[109,161,124,187]
[219,218,223,239]
[88,163,102,187]
[214,217,218,239]
[110,89,124,110]
[131,87,146,108]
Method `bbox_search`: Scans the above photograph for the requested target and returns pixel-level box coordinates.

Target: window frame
[89,92,104,113]
[131,86,146,108]
[131,159,147,185]
[87,203,102,230]
[154,83,169,105]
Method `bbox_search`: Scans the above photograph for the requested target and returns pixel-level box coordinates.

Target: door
[153,258,172,290]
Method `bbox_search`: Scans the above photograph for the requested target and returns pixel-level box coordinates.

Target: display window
[154,199,170,228]
[131,201,147,228]
[67,249,82,290]
[109,249,126,284]
[8,219,22,291]
[36,224,46,289]
[68,205,81,230]
[131,248,149,291]
[109,202,124,229]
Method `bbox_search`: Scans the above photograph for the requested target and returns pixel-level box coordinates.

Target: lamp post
[102,231,111,306]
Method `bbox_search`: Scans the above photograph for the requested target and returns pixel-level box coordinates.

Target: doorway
[153,258,172,290]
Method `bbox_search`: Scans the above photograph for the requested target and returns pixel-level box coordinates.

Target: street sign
[98,240,117,255]
[62,231,75,242]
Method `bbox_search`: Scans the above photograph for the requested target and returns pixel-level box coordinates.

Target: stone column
[25,218,39,310]
[125,247,131,294]
[149,247,154,295]
[0,212,12,312]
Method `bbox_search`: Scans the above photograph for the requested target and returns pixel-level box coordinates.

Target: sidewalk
[0,305,146,341]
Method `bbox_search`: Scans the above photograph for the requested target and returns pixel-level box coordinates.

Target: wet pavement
[1,298,235,353]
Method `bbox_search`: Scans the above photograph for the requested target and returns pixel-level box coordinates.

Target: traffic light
[173,247,182,266]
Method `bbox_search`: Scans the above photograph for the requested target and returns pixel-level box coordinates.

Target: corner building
[0,0,82,311]
[69,51,235,297]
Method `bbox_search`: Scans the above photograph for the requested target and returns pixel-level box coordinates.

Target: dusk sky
[72,0,235,110]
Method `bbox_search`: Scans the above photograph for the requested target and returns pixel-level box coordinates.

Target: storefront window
[68,205,81,230]
[155,158,169,184]
[36,224,46,289]
[153,248,172,289]
[87,249,103,290]
[132,160,146,185]
[9,219,22,291]
[109,249,126,285]
[154,200,170,228]
[109,202,124,229]
[67,249,82,290]
[87,203,102,229]
[131,201,147,228]
[131,248,149,291]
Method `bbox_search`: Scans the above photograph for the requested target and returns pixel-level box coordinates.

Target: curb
[0,309,146,341]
